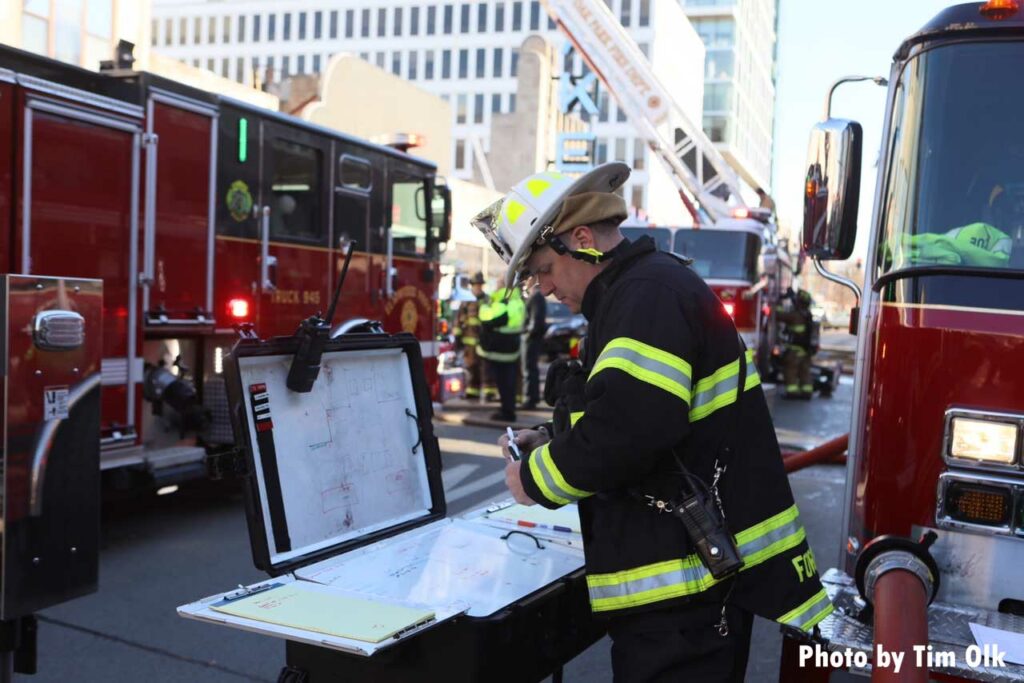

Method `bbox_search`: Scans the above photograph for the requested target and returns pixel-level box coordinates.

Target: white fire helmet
[471,162,631,288]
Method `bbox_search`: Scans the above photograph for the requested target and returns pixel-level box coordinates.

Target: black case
[222,331,604,683]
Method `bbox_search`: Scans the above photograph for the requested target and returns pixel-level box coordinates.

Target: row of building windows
[152,0,652,47]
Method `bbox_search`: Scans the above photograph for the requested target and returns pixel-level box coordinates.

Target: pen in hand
[506,426,522,461]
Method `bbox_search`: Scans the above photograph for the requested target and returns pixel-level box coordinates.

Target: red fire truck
[780,3,1024,679]
[0,44,452,488]
[621,221,793,374]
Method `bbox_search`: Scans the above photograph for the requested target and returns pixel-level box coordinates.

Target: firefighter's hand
[504,460,537,506]
[498,428,548,461]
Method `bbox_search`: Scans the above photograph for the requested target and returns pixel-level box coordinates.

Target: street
[23,334,856,682]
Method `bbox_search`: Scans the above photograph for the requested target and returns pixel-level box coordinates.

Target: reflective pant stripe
[590,337,692,403]
[690,350,761,422]
[778,588,833,632]
[526,442,592,506]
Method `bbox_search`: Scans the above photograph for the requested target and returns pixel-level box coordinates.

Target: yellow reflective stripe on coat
[526,443,593,506]
[586,504,809,613]
[777,587,834,632]
[569,411,584,426]
[589,337,692,403]
[689,350,761,422]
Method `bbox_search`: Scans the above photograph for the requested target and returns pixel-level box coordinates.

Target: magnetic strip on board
[249,383,292,553]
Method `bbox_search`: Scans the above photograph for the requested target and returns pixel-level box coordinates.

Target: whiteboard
[238,347,434,566]
[296,518,584,617]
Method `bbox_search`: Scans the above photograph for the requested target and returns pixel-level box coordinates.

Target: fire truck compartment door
[0,275,102,620]
[143,93,217,327]
[21,98,142,439]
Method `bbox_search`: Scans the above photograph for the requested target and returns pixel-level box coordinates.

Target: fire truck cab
[0,44,451,490]
[781,3,1024,679]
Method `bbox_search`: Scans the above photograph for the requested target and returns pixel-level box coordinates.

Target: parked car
[543,300,587,360]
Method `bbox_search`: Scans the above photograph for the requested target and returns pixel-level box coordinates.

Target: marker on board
[505,426,522,461]
[515,520,574,533]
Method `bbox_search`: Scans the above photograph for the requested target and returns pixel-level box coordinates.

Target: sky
[771,0,954,256]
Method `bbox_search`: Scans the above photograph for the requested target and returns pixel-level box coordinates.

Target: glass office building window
[461,4,470,32]
[392,51,401,75]
[345,10,353,38]
[530,1,540,30]
[456,94,467,124]
[458,49,468,78]
[705,50,734,80]
[425,50,435,79]
[408,50,418,79]
[478,3,488,32]
[639,0,650,26]
[442,49,452,78]
[411,7,420,35]
[427,6,436,34]
[474,93,484,123]
[492,93,501,113]
[475,48,485,78]
[283,13,291,40]
[512,2,522,30]
[377,8,386,36]
[493,48,503,77]
[495,3,505,31]
[443,5,453,33]
[692,18,734,47]
[704,83,733,111]
[394,7,403,36]
[361,9,369,37]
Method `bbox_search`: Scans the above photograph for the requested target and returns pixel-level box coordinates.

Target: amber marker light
[980,0,1020,19]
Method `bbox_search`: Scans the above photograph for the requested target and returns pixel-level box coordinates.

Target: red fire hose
[871,569,929,682]
[783,433,849,472]
[855,534,939,683]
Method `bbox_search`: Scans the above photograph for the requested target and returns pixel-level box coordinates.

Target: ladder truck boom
[541,0,749,224]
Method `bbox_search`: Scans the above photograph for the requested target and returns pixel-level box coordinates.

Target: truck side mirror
[432,182,452,245]
[803,119,862,260]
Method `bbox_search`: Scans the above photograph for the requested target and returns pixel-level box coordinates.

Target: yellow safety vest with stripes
[518,236,833,632]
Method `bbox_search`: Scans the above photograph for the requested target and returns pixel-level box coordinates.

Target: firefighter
[454,272,488,400]
[522,281,547,410]
[478,285,525,422]
[473,164,832,682]
[777,289,816,400]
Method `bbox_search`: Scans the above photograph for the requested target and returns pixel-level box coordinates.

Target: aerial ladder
[541,0,814,385]
[540,0,763,226]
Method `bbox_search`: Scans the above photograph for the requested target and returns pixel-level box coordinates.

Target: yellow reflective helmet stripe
[504,199,527,226]
[526,178,552,197]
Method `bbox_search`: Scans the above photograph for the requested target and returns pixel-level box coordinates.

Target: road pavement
[20,378,854,682]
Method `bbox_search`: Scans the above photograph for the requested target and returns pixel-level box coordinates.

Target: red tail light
[227,298,251,319]
[722,302,736,318]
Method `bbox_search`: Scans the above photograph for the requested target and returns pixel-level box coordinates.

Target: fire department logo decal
[400,300,418,333]
[226,180,254,222]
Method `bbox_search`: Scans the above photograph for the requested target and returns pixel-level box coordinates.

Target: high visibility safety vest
[454,295,486,347]
[520,237,833,631]
[478,288,525,362]
[904,223,1012,268]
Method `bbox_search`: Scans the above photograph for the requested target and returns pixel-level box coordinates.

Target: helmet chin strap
[547,235,630,264]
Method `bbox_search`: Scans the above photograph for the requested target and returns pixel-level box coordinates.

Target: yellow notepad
[211,583,435,644]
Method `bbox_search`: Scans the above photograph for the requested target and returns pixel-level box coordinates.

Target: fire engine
[0,44,452,488]
[780,3,1024,679]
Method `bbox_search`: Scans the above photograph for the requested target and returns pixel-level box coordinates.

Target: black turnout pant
[608,601,754,683]
[491,359,517,417]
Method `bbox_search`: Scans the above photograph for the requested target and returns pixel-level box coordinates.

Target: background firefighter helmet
[471,162,631,288]
[469,272,485,285]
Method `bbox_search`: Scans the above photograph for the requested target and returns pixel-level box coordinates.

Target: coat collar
[580,236,656,320]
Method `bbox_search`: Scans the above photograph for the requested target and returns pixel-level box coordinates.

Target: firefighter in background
[478,286,525,422]
[777,289,816,400]
[454,272,488,400]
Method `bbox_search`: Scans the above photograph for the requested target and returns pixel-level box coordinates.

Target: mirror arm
[824,75,889,119]
[813,256,861,309]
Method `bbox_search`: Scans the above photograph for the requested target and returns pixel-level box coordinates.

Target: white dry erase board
[238,347,435,567]
[296,518,584,617]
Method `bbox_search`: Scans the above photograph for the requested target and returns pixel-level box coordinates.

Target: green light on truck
[238,118,248,163]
